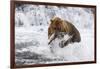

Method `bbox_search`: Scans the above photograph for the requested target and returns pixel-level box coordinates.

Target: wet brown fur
[48,17,81,47]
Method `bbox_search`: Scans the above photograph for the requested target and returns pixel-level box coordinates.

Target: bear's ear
[51,16,57,22]
[50,19,53,23]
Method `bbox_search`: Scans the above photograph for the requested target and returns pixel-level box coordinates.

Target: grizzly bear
[48,16,81,48]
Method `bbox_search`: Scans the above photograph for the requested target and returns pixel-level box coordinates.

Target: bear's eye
[54,27,57,30]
